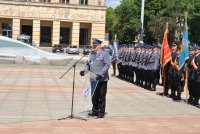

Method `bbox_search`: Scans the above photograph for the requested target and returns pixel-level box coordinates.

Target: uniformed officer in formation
[171,46,185,100]
[187,46,196,104]
[166,43,178,98]
[190,45,200,107]
[80,38,111,118]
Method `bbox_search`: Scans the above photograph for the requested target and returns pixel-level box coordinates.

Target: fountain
[0,36,72,66]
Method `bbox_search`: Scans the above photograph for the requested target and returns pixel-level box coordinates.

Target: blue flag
[111,39,119,64]
[178,19,189,68]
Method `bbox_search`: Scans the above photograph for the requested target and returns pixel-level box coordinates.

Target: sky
[106,0,121,8]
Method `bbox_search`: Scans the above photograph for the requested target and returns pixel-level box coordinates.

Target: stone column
[12,19,20,39]
[69,0,78,4]
[71,22,80,46]
[32,20,40,47]
[91,23,105,45]
[52,21,60,46]
[52,0,60,4]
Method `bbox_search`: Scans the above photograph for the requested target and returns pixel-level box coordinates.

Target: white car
[66,45,79,55]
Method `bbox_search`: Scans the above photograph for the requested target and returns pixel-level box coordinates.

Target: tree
[106,7,117,42]
[105,0,200,44]
[188,0,200,44]
[115,0,140,44]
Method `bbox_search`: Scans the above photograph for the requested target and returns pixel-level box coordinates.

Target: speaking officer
[80,38,111,118]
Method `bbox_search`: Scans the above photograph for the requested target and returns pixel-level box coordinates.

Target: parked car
[66,45,79,54]
[83,45,91,55]
[52,44,64,53]
[17,34,31,45]
[102,45,113,56]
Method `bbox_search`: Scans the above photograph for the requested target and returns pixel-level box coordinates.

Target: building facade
[0,0,106,47]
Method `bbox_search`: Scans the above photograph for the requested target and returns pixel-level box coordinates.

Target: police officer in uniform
[117,47,123,78]
[187,46,195,104]
[168,43,178,98]
[173,46,184,101]
[80,38,111,118]
[151,46,161,91]
[191,46,200,106]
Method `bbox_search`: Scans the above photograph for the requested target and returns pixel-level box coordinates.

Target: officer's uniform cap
[92,38,102,46]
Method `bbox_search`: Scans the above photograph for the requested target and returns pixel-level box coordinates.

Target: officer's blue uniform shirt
[138,50,144,69]
[85,49,111,82]
[146,51,152,70]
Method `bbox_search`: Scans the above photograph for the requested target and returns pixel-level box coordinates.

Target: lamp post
[140,0,145,44]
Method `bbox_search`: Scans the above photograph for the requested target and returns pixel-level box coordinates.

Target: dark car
[52,44,64,53]
[102,45,113,55]
[83,45,91,55]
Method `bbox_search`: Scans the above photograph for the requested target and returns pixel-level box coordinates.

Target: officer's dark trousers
[188,79,194,101]
[143,70,148,87]
[169,73,175,97]
[117,63,122,77]
[92,81,107,115]
[151,70,158,90]
[181,79,185,92]
[135,68,139,85]
[129,66,134,83]
[157,68,160,84]
[174,76,182,98]
[146,70,151,89]
[139,68,143,86]
[163,72,170,95]
[194,82,200,103]
[121,65,125,79]
[112,60,116,76]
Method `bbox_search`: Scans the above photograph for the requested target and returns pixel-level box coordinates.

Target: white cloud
[106,0,121,8]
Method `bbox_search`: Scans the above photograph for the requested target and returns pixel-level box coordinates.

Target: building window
[79,0,88,5]
[40,26,52,43]
[60,0,69,4]
[39,0,51,3]
[2,23,12,38]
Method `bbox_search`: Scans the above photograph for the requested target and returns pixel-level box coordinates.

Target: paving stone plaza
[0,63,199,134]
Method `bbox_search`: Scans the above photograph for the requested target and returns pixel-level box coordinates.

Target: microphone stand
[58,54,87,121]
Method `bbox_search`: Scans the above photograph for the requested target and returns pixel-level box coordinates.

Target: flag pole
[185,64,189,104]
[184,12,189,104]
[162,22,169,97]
[163,66,166,97]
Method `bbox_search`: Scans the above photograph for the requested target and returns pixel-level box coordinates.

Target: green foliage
[105,0,200,44]
[106,7,117,42]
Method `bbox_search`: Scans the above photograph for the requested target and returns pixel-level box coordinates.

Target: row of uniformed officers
[116,44,200,106]
[117,45,161,91]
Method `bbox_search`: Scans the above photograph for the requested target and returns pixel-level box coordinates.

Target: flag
[111,39,119,64]
[160,23,172,69]
[178,18,189,68]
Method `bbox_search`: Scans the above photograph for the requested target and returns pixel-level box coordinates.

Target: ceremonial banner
[160,23,172,69]
[179,18,189,68]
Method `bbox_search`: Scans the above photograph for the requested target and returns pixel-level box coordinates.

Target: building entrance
[40,26,52,47]
[79,28,88,46]
[21,25,32,41]
[60,27,70,47]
